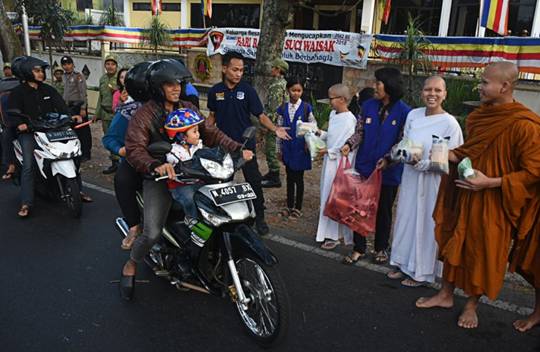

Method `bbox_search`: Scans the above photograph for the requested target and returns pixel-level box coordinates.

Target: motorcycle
[12,112,83,218]
[115,127,290,347]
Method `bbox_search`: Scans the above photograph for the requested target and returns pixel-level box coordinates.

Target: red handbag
[324,157,382,236]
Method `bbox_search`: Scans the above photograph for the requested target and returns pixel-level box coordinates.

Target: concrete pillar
[438,0,452,36]
[181,0,188,29]
[531,0,540,36]
[123,0,130,27]
[360,0,376,34]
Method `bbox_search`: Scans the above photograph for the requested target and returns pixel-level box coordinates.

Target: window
[133,2,151,11]
[190,3,260,28]
[382,0,443,35]
[103,0,124,11]
[448,0,479,36]
[318,10,351,32]
[507,0,536,36]
[162,3,181,11]
[76,0,92,11]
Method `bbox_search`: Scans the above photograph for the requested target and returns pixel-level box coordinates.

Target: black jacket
[6,82,69,127]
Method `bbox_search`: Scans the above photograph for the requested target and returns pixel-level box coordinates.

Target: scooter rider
[7,56,83,218]
[120,59,253,300]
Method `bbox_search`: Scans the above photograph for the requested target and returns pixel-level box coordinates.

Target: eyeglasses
[328,96,342,100]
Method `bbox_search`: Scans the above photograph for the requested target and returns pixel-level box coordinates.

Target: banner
[207,28,372,69]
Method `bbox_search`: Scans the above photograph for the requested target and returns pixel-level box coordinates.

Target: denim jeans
[169,184,201,220]
[130,179,172,263]
[1,126,16,169]
[18,133,36,206]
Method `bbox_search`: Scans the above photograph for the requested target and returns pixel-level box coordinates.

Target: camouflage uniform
[96,55,118,164]
[51,79,64,96]
[263,76,288,173]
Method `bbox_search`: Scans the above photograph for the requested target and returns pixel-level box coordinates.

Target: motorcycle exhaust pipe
[115,217,130,238]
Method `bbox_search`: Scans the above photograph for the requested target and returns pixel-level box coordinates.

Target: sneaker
[261,172,281,188]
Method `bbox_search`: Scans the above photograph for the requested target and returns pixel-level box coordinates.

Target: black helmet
[146,59,192,102]
[125,61,152,102]
[11,56,49,82]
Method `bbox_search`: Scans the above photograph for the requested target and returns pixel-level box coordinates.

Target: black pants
[1,125,16,169]
[114,161,142,228]
[286,166,304,210]
[68,103,92,159]
[354,185,398,253]
[241,156,265,219]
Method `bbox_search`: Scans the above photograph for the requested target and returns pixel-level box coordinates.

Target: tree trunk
[252,0,293,104]
[0,0,23,61]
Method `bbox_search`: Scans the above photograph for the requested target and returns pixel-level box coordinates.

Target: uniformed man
[61,55,92,162]
[207,52,291,236]
[95,54,118,174]
[261,58,288,188]
[51,64,64,96]
[3,63,13,78]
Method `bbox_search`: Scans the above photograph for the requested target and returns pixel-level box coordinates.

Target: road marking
[84,181,534,316]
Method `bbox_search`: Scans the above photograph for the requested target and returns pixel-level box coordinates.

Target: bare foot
[458,300,479,329]
[513,312,540,332]
[416,292,454,309]
[122,260,136,276]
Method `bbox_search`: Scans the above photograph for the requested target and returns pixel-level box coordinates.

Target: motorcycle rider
[7,56,83,218]
[120,59,253,300]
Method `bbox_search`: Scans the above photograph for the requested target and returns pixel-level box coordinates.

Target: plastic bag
[390,138,424,164]
[304,131,327,160]
[324,157,382,236]
[458,157,476,179]
[429,135,450,174]
[296,120,318,137]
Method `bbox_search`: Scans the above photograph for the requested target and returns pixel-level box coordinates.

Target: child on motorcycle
[164,108,205,226]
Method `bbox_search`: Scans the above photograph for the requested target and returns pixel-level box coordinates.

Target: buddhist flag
[151,0,162,15]
[201,0,212,19]
[480,0,510,36]
[382,0,391,25]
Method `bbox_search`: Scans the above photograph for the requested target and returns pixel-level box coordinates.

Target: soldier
[261,58,289,188]
[61,55,92,162]
[94,54,119,174]
[3,63,13,78]
[51,65,64,96]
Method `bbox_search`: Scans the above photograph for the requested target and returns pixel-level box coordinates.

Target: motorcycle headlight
[199,207,231,227]
[200,154,234,180]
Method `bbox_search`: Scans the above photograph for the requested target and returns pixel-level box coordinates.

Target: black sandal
[278,207,291,217]
[373,250,389,264]
[119,271,135,301]
[80,192,93,203]
[17,204,30,218]
[289,208,303,219]
[342,251,365,265]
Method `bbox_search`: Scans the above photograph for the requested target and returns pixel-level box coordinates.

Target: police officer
[61,55,92,162]
[261,58,289,188]
[95,54,118,173]
[207,52,291,236]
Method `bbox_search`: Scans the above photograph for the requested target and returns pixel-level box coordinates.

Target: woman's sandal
[321,239,340,250]
[289,208,303,220]
[80,192,93,203]
[17,204,30,218]
[121,232,138,250]
[2,171,14,180]
[373,250,389,264]
[342,251,365,265]
[278,207,291,218]
[387,270,405,279]
[401,278,427,288]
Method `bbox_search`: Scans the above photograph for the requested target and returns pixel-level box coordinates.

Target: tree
[144,15,171,58]
[0,0,23,61]
[252,0,294,104]
[99,4,124,26]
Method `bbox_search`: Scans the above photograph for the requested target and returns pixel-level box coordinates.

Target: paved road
[1,181,539,352]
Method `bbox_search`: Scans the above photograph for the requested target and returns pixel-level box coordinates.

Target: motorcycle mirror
[147,141,172,159]
[242,126,257,140]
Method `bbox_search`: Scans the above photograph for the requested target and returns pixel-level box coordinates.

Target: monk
[509,195,540,332]
[415,61,540,329]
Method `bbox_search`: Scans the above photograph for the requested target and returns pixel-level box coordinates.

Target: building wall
[128,0,183,28]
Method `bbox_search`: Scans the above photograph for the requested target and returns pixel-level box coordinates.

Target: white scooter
[12,112,83,218]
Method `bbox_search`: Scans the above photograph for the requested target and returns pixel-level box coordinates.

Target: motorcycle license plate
[46,130,78,142]
[210,183,257,206]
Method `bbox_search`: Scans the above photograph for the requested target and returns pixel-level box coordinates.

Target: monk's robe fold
[509,194,540,288]
[433,102,540,300]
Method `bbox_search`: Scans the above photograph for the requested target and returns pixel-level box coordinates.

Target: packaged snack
[458,157,476,179]
[390,138,424,164]
[296,120,318,137]
[304,131,327,160]
[429,135,450,174]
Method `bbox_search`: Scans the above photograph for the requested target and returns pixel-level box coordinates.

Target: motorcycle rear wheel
[63,176,82,218]
[233,255,290,348]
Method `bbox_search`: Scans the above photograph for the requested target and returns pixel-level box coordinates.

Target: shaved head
[484,61,519,87]
[424,75,446,90]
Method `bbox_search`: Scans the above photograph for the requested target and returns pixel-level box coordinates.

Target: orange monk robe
[433,102,540,300]
[509,194,540,288]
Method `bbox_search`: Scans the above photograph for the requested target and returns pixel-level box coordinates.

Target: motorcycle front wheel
[62,176,82,218]
[233,255,290,348]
